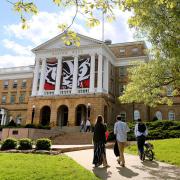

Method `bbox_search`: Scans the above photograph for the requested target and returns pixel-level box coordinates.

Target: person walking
[86,118,91,132]
[80,120,84,132]
[114,115,130,167]
[93,115,109,168]
[134,118,148,161]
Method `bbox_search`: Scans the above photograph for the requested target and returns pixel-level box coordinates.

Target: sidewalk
[66,149,180,180]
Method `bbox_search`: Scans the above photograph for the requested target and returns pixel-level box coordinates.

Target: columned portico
[32,58,40,96]
[97,54,103,93]
[0,109,7,126]
[89,54,95,93]
[72,55,79,94]
[38,58,46,96]
[54,56,62,95]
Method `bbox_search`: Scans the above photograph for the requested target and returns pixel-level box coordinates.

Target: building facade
[0,34,179,127]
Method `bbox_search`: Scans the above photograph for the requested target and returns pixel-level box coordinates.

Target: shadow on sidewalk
[116,166,139,178]
[132,161,180,179]
[92,167,112,180]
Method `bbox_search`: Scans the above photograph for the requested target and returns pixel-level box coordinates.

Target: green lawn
[125,138,180,166]
[0,153,99,180]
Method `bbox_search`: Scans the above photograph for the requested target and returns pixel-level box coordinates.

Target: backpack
[138,123,146,133]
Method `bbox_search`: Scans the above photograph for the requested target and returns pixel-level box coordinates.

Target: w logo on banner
[78,58,90,88]
[44,62,57,90]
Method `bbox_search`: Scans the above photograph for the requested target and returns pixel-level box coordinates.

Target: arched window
[134,110,140,120]
[168,111,175,120]
[155,111,162,120]
[120,112,126,122]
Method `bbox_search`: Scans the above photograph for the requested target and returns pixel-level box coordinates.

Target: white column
[72,55,78,94]
[54,56,62,95]
[38,58,46,96]
[32,58,40,96]
[104,58,109,93]
[97,54,103,92]
[89,54,95,93]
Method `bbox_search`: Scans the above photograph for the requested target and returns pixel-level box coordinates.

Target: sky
[0,0,137,68]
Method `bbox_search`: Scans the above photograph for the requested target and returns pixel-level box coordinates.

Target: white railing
[59,89,72,95]
[43,88,106,96]
[44,90,54,96]
[77,88,89,94]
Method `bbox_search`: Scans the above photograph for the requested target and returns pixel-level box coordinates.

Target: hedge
[18,138,33,150]
[1,138,18,150]
[107,120,180,141]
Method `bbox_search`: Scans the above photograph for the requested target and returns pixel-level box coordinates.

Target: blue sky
[0,1,136,68]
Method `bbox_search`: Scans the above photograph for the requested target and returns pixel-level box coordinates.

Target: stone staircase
[51,131,93,145]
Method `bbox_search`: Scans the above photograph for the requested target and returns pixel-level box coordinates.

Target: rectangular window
[2,95,6,104]
[119,67,127,76]
[21,80,27,89]
[10,95,16,104]
[13,80,18,88]
[132,47,139,56]
[19,93,25,103]
[119,84,126,95]
[3,80,9,89]
[167,86,173,96]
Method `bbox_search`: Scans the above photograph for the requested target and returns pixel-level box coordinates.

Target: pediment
[32,33,103,52]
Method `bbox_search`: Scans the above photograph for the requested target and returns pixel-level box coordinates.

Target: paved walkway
[66,149,180,180]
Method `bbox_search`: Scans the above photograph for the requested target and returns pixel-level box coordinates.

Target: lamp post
[31,105,35,124]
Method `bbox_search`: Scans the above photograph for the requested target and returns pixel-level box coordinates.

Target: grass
[125,138,180,166]
[0,153,99,180]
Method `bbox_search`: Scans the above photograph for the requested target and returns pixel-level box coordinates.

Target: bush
[18,138,33,150]
[1,138,17,150]
[25,124,37,128]
[37,125,51,130]
[35,138,51,150]
[107,120,180,141]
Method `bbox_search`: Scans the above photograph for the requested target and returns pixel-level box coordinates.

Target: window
[119,84,126,95]
[119,67,127,76]
[132,47,139,56]
[19,93,26,103]
[167,86,173,96]
[13,80,18,88]
[134,110,140,120]
[3,80,8,89]
[2,96,6,104]
[120,112,126,122]
[120,49,125,56]
[21,80,27,89]
[155,111,162,120]
[10,95,16,104]
[168,111,175,120]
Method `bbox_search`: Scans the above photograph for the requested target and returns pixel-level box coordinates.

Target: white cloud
[3,39,33,56]
[0,55,34,68]
[1,8,135,68]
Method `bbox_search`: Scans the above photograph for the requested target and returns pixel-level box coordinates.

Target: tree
[4,0,180,106]
[119,0,180,106]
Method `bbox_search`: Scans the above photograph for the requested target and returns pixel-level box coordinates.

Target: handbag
[113,140,120,157]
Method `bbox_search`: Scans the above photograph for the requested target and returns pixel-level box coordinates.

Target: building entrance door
[76,104,87,126]
[57,105,68,127]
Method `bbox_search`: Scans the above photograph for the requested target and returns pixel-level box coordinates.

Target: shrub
[18,138,33,150]
[35,138,51,150]
[1,138,17,150]
[25,124,37,128]
[37,124,51,130]
[107,120,180,141]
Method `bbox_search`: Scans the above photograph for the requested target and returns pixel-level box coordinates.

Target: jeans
[137,135,146,154]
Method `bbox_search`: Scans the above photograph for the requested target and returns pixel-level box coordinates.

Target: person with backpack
[134,118,148,160]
